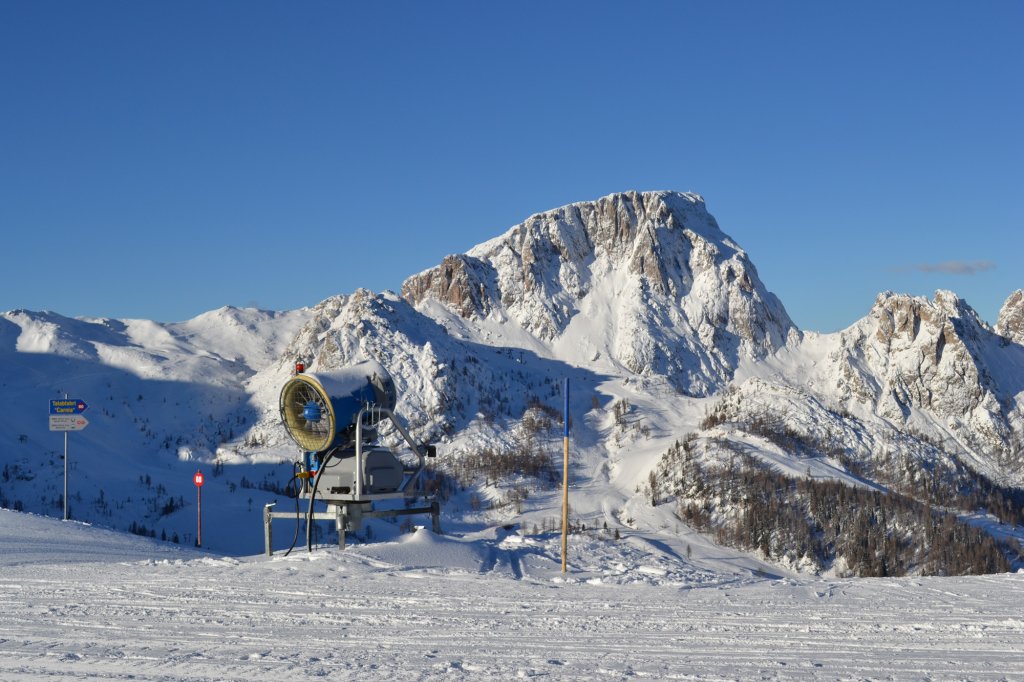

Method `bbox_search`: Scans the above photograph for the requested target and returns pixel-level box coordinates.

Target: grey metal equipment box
[317,446,404,496]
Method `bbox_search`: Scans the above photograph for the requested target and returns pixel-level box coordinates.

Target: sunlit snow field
[2,510,1023,681]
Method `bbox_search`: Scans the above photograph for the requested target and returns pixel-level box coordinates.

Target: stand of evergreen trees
[657,437,1021,577]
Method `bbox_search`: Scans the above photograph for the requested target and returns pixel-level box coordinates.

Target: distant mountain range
[2,190,1022,567]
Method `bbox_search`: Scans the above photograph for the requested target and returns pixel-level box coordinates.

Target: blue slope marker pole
[561,378,570,573]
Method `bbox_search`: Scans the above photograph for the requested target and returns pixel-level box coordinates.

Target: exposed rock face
[402,191,797,394]
[829,291,1012,454]
[996,290,1024,345]
[400,255,496,320]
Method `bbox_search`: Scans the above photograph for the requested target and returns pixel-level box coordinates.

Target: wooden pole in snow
[561,378,569,573]
[63,393,69,521]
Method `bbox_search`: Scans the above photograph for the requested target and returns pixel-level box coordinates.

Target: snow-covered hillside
[0,306,310,551]
[2,191,1023,576]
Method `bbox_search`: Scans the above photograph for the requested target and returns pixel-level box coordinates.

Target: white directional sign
[49,415,89,432]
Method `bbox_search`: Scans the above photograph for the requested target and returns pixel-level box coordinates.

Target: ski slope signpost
[49,397,89,521]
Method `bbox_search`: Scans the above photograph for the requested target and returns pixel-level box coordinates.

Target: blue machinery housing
[266,361,439,553]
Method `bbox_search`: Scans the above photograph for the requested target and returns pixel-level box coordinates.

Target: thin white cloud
[893,260,996,276]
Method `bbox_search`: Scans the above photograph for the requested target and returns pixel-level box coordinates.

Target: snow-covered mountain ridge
[2,191,1022,567]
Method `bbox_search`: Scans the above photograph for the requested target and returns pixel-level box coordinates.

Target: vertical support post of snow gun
[336,505,347,550]
[431,499,441,535]
[263,503,275,556]
[561,378,570,573]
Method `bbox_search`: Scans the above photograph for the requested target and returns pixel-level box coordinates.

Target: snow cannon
[279,360,398,453]
[267,360,441,554]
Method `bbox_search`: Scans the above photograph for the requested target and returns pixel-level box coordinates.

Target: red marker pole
[193,470,204,547]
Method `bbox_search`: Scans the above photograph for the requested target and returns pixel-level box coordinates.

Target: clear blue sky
[2,1,1021,332]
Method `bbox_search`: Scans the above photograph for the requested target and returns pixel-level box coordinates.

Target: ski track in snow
[2,514,1024,681]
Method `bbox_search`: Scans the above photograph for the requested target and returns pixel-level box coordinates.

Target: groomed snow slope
[3,510,1024,681]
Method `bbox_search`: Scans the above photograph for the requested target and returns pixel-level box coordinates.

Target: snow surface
[2,510,1024,680]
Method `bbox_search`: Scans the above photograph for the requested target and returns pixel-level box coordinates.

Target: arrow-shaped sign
[50,399,88,415]
[49,415,89,432]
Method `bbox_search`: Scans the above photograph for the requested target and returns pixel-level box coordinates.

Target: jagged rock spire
[996,290,1024,345]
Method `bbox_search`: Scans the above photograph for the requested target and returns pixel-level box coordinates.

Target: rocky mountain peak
[869,290,984,351]
[400,191,796,394]
[996,290,1024,345]
[831,290,1009,455]
[401,191,729,327]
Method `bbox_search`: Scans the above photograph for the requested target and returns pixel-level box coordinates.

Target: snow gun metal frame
[264,360,440,555]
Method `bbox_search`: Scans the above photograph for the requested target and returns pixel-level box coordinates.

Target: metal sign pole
[50,393,88,521]
[63,430,68,521]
